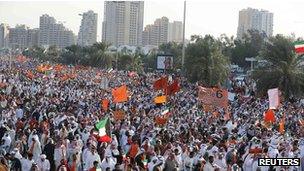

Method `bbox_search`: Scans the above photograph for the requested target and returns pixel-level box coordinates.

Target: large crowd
[0,57,303,171]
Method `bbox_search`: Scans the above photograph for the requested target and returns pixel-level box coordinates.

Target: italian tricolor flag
[294,41,304,54]
[95,117,112,142]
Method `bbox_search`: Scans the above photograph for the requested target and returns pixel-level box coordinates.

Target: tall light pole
[9,49,12,70]
[181,0,186,74]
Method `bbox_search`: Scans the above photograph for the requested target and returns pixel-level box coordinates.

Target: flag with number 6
[198,86,228,109]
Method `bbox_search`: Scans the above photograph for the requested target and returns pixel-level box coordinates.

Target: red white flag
[267,88,279,109]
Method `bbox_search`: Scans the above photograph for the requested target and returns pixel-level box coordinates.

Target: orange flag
[54,64,65,72]
[264,109,276,123]
[101,99,109,111]
[279,120,284,134]
[154,95,167,104]
[112,85,128,103]
[279,113,285,134]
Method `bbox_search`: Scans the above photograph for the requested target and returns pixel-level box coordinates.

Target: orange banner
[198,87,228,109]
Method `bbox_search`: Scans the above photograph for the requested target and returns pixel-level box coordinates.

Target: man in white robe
[37,154,51,171]
[83,145,101,171]
[100,154,116,171]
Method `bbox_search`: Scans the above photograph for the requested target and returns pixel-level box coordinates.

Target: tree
[46,45,60,62]
[22,46,46,60]
[61,45,83,65]
[118,54,132,70]
[118,53,143,73]
[87,42,112,68]
[231,30,265,68]
[185,35,229,86]
[128,54,143,73]
[142,49,158,71]
[253,34,304,98]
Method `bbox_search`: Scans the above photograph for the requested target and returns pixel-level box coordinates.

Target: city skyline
[1,0,304,41]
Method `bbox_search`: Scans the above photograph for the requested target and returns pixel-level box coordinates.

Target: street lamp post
[9,50,12,70]
[181,0,186,74]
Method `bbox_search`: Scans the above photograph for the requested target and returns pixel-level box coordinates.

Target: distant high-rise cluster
[168,21,183,43]
[0,1,187,50]
[78,10,98,46]
[39,14,75,49]
[0,23,39,49]
[142,17,183,47]
[0,14,76,50]
[102,1,144,47]
[0,23,9,48]
[9,25,39,49]
[143,17,169,46]
[237,8,273,38]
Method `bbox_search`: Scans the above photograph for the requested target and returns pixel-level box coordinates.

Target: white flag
[268,88,279,109]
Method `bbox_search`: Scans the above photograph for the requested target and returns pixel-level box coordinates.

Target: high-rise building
[8,25,29,49]
[27,28,39,47]
[237,8,273,38]
[0,23,10,49]
[142,16,169,46]
[168,21,183,43]
[8,25,39,49]
[39,14,76,48]
[102,1,144,47]
[78,10,98,46]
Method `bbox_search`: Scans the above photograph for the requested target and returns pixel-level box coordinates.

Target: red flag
[112,85,128,103]
[166,79,180,95]
[101,99,109,111]
[153,77,167,90]
[264,109,276,123]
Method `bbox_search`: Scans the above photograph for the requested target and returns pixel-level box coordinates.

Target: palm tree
[89,42,112,69]
[61,45,83,65]
[185,35,229,86]
[253,34,304,98]
[128,54,143,73]
[47,45,60,62]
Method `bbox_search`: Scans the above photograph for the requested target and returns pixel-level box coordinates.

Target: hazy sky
[1,0,304,41]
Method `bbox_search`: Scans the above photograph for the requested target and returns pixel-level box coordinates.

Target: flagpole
[181,0,186,75]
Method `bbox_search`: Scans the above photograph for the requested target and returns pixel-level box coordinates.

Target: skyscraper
[0,23,10,49]
[168,21,183,43]
[142,17,169,46]
[78,10,98,46]
[8,25,39,49]
[8,25,29,49]
[39,14,75,48]
[102,1,144,47]
[237,8,273,38]
[27,28,39,47]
